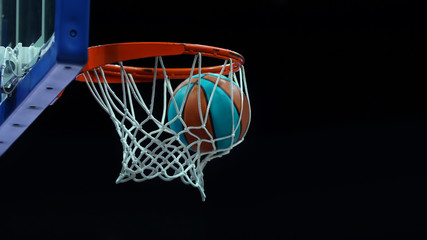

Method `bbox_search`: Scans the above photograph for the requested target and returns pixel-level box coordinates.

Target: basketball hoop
[76,42,251,201]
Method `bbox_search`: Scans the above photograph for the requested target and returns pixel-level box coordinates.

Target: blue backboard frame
[0,0,90,156]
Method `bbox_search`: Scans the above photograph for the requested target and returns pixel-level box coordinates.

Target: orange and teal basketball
[167,73,250,152]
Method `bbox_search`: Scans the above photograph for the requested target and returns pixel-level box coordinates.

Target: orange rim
[76,42,244,83]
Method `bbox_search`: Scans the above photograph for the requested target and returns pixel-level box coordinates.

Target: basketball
[167,73,250,152]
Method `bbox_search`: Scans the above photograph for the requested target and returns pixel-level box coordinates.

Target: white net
[80,53,250,200]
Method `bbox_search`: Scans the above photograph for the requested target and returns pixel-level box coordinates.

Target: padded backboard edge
[0,0,90,156]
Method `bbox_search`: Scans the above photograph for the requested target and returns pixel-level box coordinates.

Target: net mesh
[80,53,250,200]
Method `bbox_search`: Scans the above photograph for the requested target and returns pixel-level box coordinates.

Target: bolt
[70,30,77,38]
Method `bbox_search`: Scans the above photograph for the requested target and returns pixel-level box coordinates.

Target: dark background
[1,0,426,238]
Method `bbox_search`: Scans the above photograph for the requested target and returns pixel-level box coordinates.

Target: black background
[1,0,426,238]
